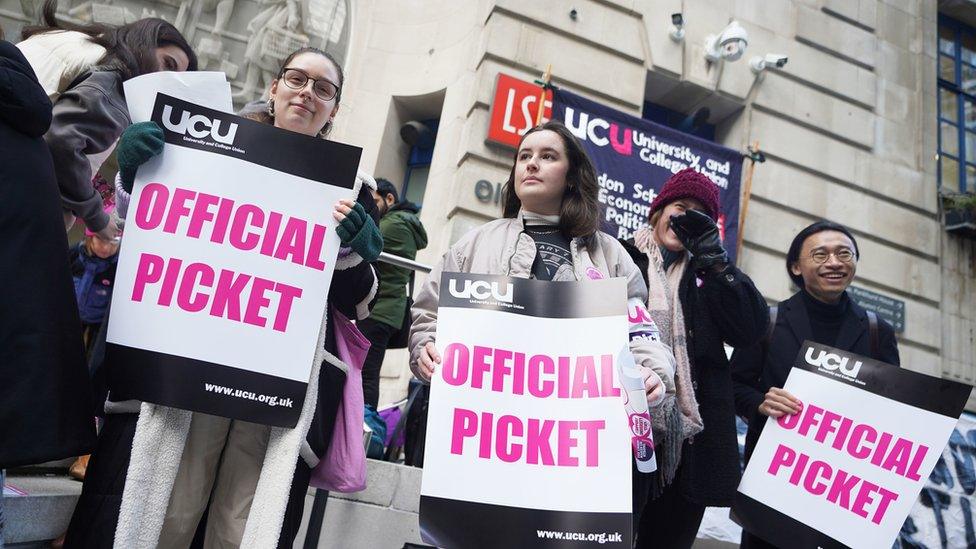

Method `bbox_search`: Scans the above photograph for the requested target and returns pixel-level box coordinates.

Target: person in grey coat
[20,0,197,237]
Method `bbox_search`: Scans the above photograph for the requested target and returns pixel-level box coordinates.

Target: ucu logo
[628,302,653,324]
[448,279,514,303]
[563,107,633,156]
[805,347,863,379]
[162,104,238,145]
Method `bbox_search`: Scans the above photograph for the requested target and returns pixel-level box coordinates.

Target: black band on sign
[149,92,361,189]
[106,343,307,428]
[420,496,631,548]
[732,492,849,549]
[437,272,627,319]
[793,341,972,418]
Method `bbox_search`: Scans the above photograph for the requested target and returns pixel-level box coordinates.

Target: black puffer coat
[0,40,95,468]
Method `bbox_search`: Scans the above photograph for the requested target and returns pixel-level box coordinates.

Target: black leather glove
[669,209,728,271]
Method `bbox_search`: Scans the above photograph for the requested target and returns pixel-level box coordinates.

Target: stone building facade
[2,0,974,409]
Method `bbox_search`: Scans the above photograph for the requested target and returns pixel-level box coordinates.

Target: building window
[402,119,439,206]
[643,102,716,141]
[938,15,976,193]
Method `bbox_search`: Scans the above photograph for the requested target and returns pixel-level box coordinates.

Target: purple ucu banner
[552,89,743,263]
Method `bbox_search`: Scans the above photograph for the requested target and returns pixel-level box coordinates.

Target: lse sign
[487,74,552,148]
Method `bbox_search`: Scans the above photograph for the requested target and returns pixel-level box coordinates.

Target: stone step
[3,473,81,546]
[2,462,738,548]
[1,460,427,548]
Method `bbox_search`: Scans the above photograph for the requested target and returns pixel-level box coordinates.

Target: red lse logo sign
[487,74,553,148]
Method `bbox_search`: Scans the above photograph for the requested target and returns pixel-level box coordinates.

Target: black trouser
[357,318,397,409]
[740,530,778,548]
[635,472,706,549]
[64,412,139,548]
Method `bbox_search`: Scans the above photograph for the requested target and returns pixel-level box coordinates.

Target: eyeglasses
[279,68,340,101]
[808,249,856,264]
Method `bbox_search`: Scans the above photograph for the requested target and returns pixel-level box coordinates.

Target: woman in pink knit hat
[621,167,770,548]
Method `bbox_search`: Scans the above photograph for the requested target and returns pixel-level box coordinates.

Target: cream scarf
[633,227,703,489]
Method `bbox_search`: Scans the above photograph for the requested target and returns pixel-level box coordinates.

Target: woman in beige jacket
[408,120,679,514]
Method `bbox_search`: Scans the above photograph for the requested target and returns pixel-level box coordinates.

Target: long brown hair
[22,0,197,80]
[247,47,344,137]
[502,120,601,240]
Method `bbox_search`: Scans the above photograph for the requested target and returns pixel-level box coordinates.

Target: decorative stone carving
[0,0,349,107]
[234,0,346,100]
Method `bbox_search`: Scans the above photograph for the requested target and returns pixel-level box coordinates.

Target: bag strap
[760,306,778,360]
[867,311,879,358]
[383,381,423,461]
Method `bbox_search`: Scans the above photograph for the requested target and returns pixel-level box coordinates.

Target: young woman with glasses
[65,47,383,548]
[730,220,900,548]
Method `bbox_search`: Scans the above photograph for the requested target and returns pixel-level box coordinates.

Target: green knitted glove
[336,202,383,261]
[117,121,165,193]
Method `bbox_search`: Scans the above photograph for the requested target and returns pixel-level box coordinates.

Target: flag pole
[534,64,552,126]
[736,141,764,258]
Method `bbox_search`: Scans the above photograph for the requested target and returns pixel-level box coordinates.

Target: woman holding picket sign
[620,168,769,548]
[409,120,678,519]
[65,47,383,548]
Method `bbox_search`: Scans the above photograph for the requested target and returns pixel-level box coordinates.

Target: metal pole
[302,489,331,549]
[378,252,432,273]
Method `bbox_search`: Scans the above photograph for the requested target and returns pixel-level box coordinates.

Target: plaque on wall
[849,285,906,334]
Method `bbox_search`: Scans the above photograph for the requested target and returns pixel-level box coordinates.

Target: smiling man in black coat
[731,220,900,549]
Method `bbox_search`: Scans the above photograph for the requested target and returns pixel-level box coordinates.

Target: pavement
[1,462,741,548]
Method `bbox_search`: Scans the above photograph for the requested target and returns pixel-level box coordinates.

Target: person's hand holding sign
[117,121,166,194]
[758,387,802,418]
[641,366,665,406]
[333,199,382,262]
[415,341,440,382]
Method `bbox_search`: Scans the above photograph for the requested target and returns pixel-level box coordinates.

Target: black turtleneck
[801,289,849,347]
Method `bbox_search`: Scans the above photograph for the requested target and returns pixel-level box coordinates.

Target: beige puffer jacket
[409,212,677,401]
[17,30,106,102]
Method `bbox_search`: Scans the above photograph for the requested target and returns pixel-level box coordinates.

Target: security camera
[669,13,685,42]
[749,53,788,73]
[704,20,749,62]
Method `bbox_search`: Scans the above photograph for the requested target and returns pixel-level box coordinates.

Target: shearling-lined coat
[64,178,379,548]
